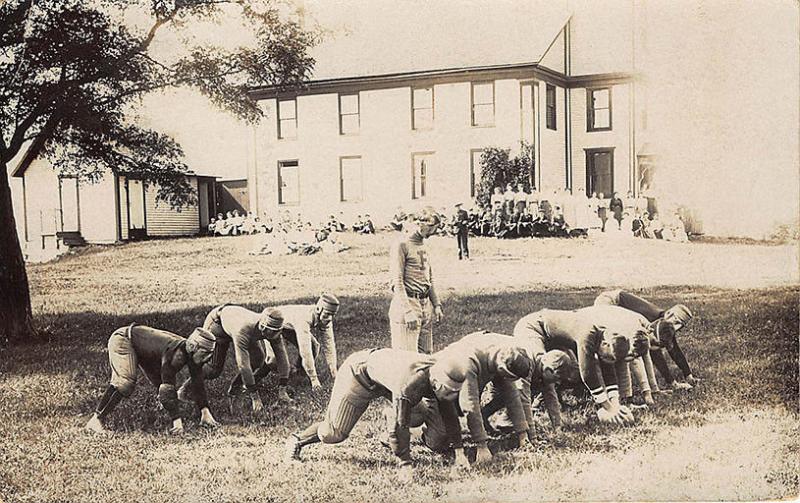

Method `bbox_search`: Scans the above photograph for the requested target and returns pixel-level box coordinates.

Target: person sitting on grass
[430,331,535,464]
[512,308,636,427]
[250,294,340,390]
[389,207,407,231]
[176,306,291,413]
[358,214,375,234]
[594,289,698,389]
[207,218,217,236]
[285,348,466,475]
[85,325,220,435]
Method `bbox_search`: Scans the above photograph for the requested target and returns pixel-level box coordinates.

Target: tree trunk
[0,161,38,344]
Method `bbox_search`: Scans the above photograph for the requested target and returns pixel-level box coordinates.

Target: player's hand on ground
[686,374,702,386]
[251,396,264,413]
[200,408,220,428]
[396,462,413,484]
[597,407,623,426]
[277,387,293,403]
[453,449,470,470]
[618,405,635,425]
[474,445,493,465]
[672,381,693,391]
[434,305,444,323]
[169,418,185,435]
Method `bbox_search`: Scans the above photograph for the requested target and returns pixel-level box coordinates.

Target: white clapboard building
[246,1,656,224]
[11,157,217,251]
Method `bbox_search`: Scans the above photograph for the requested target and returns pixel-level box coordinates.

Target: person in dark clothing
[85,325,220,434]
[610,192,625,227]
[453,202,470,259]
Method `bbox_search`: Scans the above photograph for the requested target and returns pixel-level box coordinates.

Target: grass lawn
[0,232,798,502]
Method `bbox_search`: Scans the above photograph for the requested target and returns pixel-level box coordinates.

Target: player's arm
[389,240,410,305]
[667,338,693,379]
[319,322,338,378]
[295,321,321,387]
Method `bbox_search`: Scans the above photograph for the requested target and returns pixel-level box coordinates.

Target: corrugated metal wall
[144,177,200,236]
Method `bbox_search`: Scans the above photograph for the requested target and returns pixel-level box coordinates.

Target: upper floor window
[277,99,297,139]
[471,81,495,127]
[339,94,360,135]
[412,87,434,130]
[278,160,299,204]
[546,84,556,130]
[587,87,612,131]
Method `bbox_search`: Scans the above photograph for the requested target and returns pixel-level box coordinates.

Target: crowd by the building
[206,183,690,259]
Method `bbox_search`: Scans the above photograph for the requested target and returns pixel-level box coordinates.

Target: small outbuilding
[11,158,217,251]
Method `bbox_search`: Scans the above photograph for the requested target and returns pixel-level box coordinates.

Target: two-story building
[247,1,649,224]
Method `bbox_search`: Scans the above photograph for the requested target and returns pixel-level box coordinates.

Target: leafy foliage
[475,142,534,209]
[0,0,316,206]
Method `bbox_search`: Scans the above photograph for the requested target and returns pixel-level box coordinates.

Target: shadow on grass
[0,286,797,436]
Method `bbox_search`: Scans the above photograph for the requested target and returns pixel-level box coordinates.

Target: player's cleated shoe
[285,436,302,462]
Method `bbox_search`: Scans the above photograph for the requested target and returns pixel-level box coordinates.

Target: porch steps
[56,231,87,247]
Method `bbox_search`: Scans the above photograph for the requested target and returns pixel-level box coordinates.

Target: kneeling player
[85,324,219,434]
[285,348,465,469]
[594,289,696,389]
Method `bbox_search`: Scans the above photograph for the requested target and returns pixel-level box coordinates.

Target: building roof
[303,0,572,82]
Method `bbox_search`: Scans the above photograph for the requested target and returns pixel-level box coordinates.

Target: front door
[585,148,614,197]
[59,176,80,232]
[127,179,146,239]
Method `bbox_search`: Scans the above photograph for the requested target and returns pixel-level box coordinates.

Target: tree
[475,142,534,209]
[0,0,316,344]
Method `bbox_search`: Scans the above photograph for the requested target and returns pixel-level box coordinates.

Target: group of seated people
[455,183,690,241]
[208,210,271,236]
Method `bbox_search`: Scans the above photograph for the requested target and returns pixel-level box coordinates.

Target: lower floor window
[278,160,299,204]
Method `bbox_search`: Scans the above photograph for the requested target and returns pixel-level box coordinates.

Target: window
[546,84,556,130]
[278,160,299,204]
[339,94,359,135]
[587,87,612,131]
[412,87,434,130]
[520,82,535,144]
[412,152,433,199]
[470,149,483,198]
[471,81,495,127]
[277,99,297,139]
[339,156,363,202]
[585,148,614,197]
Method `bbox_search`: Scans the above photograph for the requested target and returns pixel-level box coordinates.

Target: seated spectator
[320,230,351,253]
[649,213,665,239]
[207,218,217,236]
[389,207,407,231]
[595,193,608,232]
[358,214,375,234]
[477,207,493,236]
[215,213,233,236]
[240,212,259,234]
[620,212,634,238]
[632,211,645,238]
[492,208,508,238]
[352,215,364,233]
